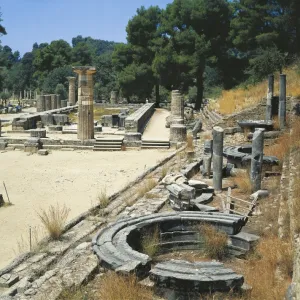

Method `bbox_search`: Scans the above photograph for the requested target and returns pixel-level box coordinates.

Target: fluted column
[67,76,76,106]
[171,90,184,124]
[72,67,96,141]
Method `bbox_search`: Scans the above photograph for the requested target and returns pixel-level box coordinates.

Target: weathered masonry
[125,102,155,133]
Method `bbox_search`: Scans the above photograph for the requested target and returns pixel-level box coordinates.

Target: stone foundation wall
[12,106,78,131]
[125,103,155,133]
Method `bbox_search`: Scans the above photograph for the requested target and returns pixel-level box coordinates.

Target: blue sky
[0,0,171,56]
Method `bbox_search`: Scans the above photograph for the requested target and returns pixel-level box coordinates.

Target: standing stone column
[51,94,57,110]
[250,128,264,192]
[213,126,224,192]
[73,67,96,141]
[37,95,46,112]
[56,94,61,109]
[266,74,274,121]
[171,90,184,124]
[110,91,117,104]
[45,95,51,111]
[279,74,287,130]
[67,76,76,106]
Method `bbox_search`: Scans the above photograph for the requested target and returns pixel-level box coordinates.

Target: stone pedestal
[212,127,224,192]
[45,95,51,111]
[51,94,57,110]
[73,66,96,141]
[250,128,264,192]
[171,90,184,125]
[37,95,46,112]
[170,124,187,144]
[67,77,76,105]
[110,91,117,104]
[279,74,287,130]
[0,119,1,137]
[266,75,274,121]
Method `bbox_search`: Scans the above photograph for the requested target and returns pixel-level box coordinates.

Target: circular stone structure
[223,145,279,167]
[170,124,187,143]
[92,211,247,292]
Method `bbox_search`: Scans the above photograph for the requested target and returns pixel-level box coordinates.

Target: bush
[37,203,70,240]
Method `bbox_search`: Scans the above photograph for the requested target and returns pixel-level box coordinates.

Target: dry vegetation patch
[232,170,252,194]
[199,224,228,260]
[136,177,157,199]
[212,66,300,115]
[98,272,153,300]
[37,203,70,240]
[141,226,160,257]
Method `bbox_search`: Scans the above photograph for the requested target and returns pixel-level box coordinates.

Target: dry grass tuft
[161,164,169,178]
[136,178,157,198]
[186,134,194,151]
[243,235,293,300]
[199,224,228,260]
[37,203,70,240]
[232,170,252,194]
[264,133,290,162]
[97,272,153,300]
[272,116,280,130]
[141,226,160,257]
[98,187,110,209]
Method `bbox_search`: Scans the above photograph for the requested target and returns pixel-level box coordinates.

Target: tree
[0,10,6,36]
[72,42,93,66]
[155,0,230,109]
[94,52,117,100]
[33,40,72,73]
[55,83,67,100]
[113,6,162,104]
[42,66,73,93]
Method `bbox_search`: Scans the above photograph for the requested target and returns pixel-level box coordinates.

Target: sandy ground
[0,149,172,269]
[142,109,170,141]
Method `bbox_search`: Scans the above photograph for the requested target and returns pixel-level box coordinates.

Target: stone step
[94,144,121,149]
[141,145,170,149]
[94,141,123,145]
[93,147,122,151]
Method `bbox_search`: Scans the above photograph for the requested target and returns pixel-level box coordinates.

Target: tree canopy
[1,1,300,104]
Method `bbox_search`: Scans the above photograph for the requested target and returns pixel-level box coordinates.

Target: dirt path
[142,108,170,141]
[0,149,172,269]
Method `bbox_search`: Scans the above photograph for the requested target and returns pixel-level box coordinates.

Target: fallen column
[213,127,224,192]
[250,128,264,192]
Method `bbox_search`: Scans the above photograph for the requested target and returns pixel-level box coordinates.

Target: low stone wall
[125,103,155,133]
[11,105,78,131]
[94,103,144,109]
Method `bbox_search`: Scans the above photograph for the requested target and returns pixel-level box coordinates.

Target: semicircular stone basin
[92,212,249,292]
[223,145,279,167]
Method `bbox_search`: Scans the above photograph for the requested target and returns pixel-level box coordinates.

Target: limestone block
[30,129,46,138]
[38,149,49,156]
